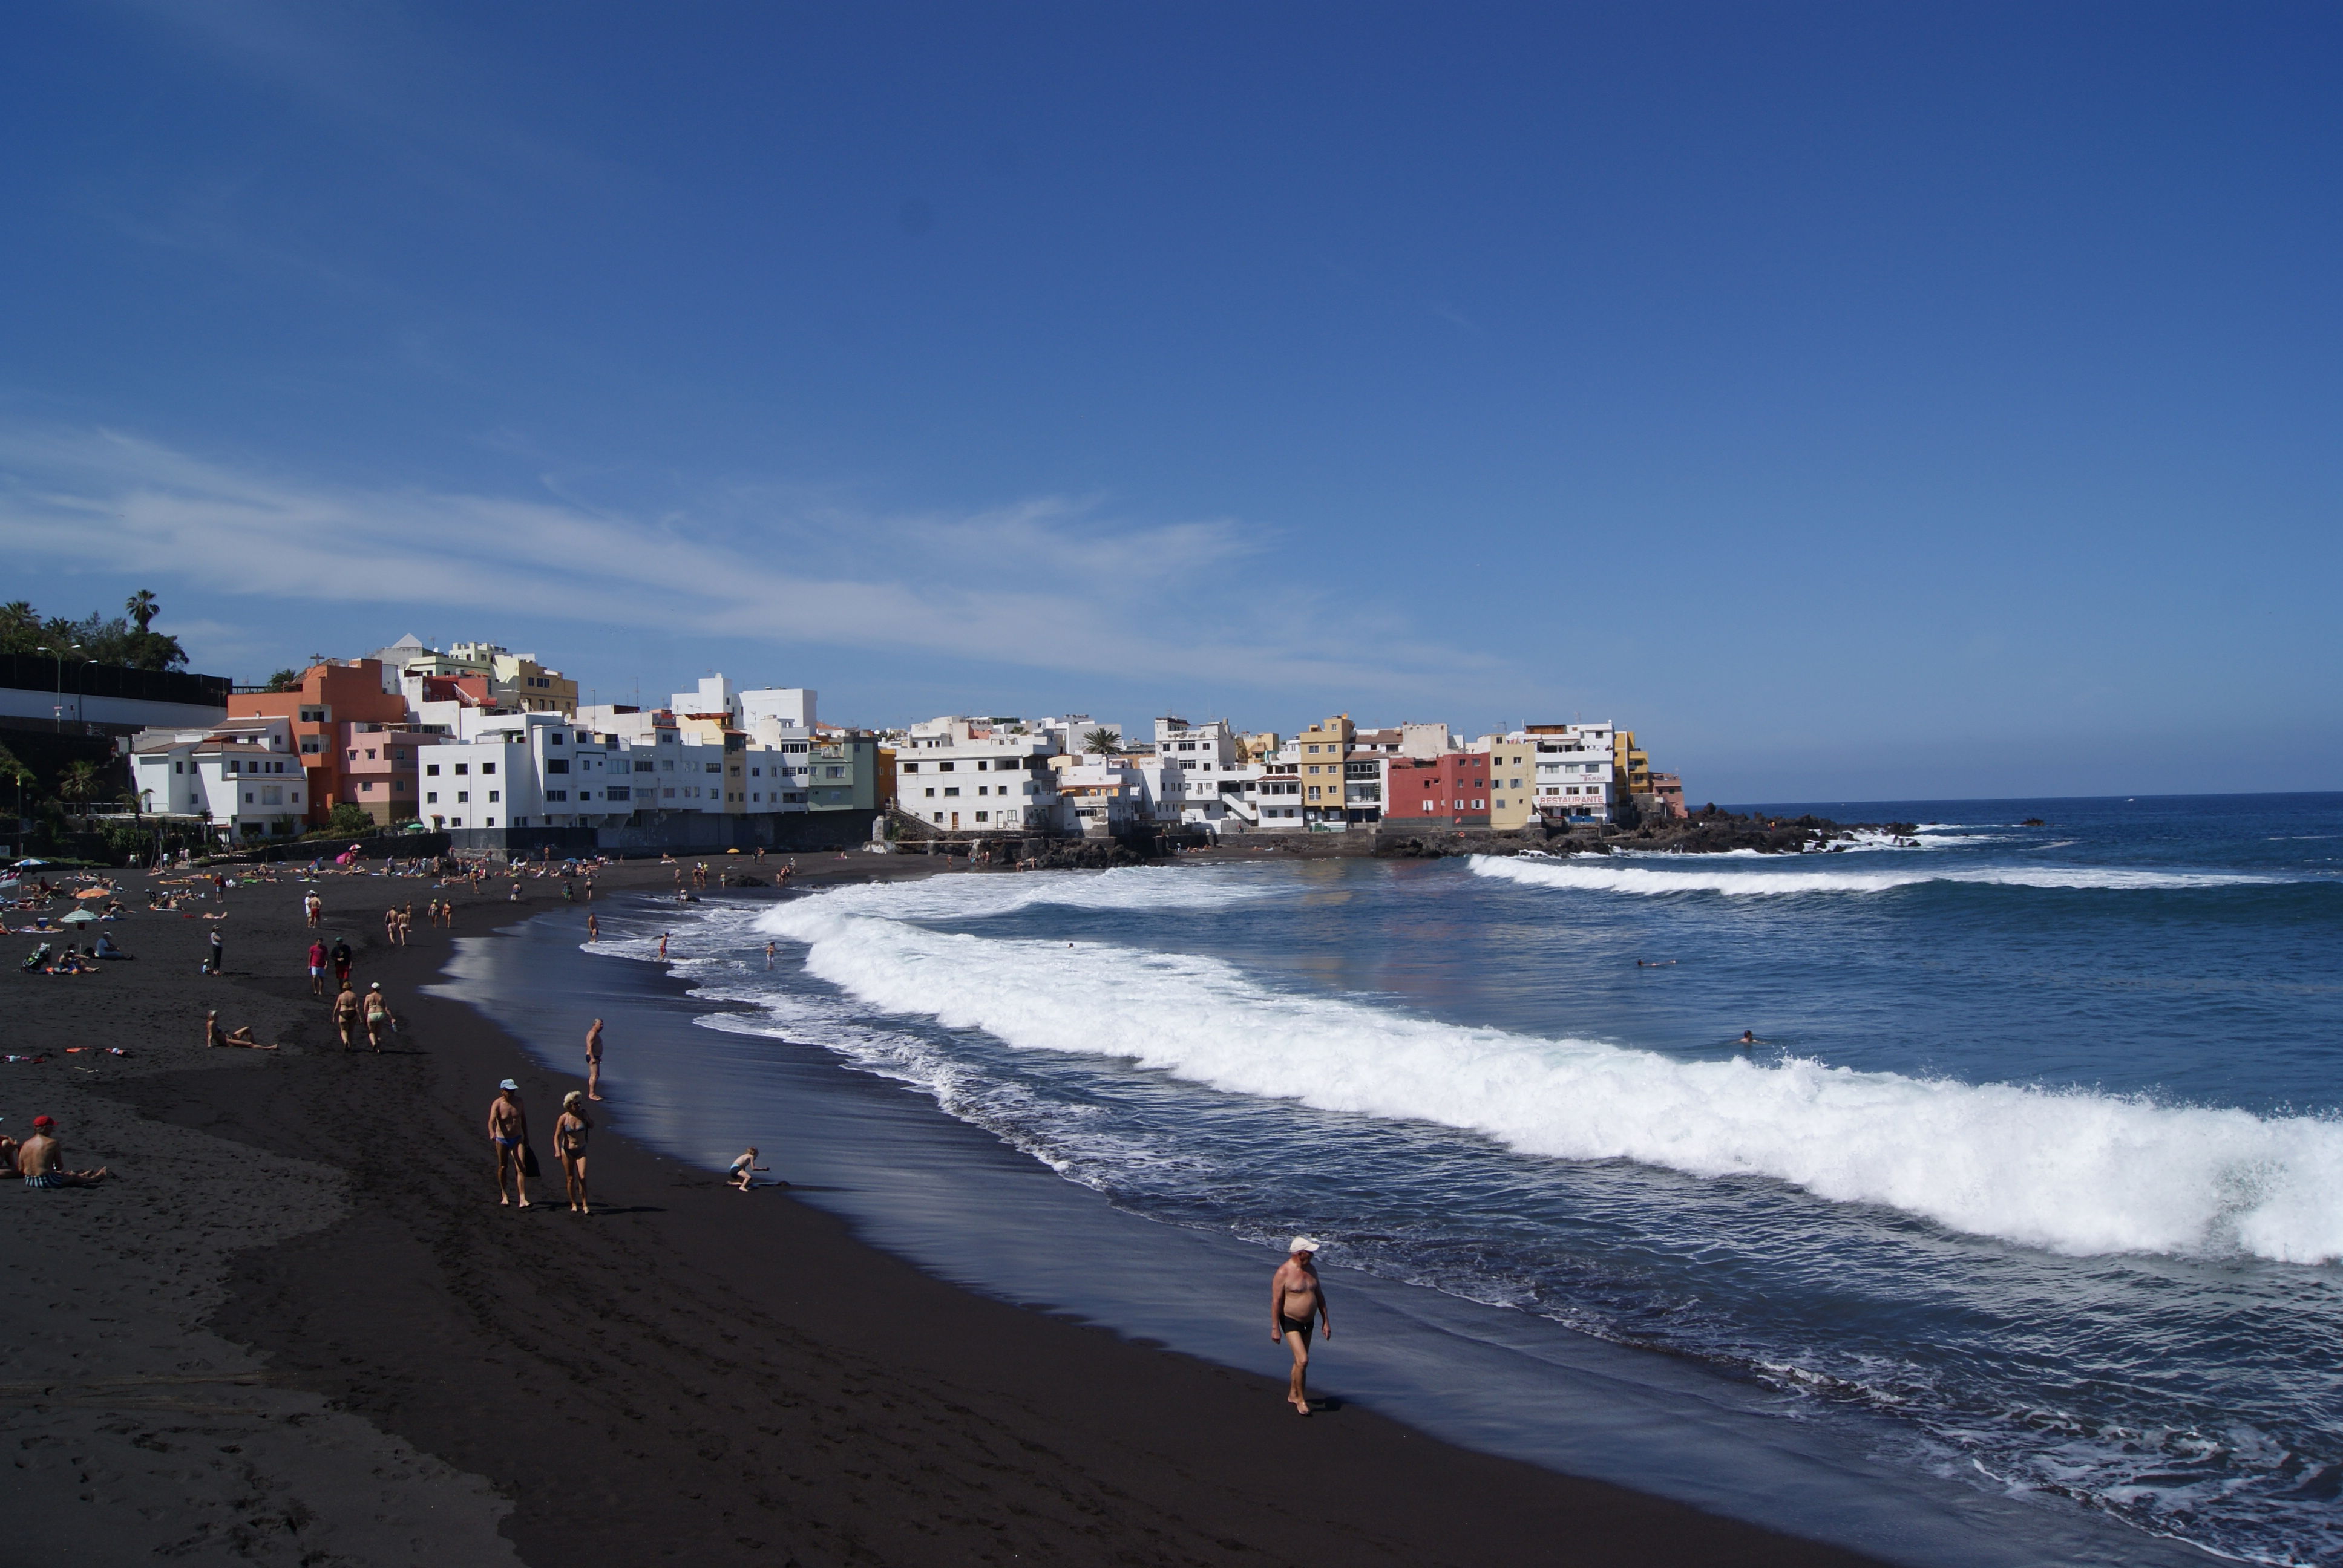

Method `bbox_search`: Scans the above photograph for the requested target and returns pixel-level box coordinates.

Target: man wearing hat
[487,1080,532,1207]
[17,1114,109,1187]
[1271,1236,1331,1416]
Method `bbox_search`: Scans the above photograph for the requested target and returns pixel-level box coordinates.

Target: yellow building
[1482,736,1539,829]
[1615,730,1651,797]
[1295,714,1355,824]
[490,652,578,714]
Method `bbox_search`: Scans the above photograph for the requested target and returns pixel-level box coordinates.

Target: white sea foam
[778,865,1268,923]
[1470,854,2281,897]
[755,883,2343,1264]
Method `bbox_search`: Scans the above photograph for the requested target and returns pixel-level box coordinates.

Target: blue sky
[2,2,2336,801]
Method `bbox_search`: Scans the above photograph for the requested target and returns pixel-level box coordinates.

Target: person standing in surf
[585,1017,605,1102]
[1271,1237,1331,1416]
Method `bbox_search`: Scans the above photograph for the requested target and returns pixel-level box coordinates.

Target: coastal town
[1,609,1690,860]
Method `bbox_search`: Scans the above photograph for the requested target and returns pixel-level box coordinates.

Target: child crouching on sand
[729,1148,768,1192]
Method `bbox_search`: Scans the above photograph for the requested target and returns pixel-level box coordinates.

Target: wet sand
[2,850,1878,1566]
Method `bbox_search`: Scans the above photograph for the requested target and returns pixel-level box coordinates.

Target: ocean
[442,792,2343,1566]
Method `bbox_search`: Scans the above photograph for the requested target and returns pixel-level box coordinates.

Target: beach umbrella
[61,909,100,924]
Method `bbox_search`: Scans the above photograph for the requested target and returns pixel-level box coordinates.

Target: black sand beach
[2,852,1879,1566]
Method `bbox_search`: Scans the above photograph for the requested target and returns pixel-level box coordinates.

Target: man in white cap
[1271,1236,1331,1416]
[487,1079,531,1208]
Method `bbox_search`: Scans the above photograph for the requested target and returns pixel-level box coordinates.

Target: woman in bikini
[362,985,393,1051]
[555,1090,593,1214]
[204,1010,278,1050]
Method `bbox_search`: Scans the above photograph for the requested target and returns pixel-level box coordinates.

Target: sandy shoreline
[3,850,1877,1566]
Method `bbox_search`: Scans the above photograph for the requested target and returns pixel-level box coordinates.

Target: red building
[1383,752,1492,830]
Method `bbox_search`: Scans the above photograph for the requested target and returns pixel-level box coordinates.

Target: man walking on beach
[586,1017,605,1101]
[488,1079,532,1207]
[1271,1237,1331,1416]
[307,937,327,996]
[330,937,352,988]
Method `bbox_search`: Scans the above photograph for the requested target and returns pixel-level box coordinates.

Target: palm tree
[1081,728,1120,756]
[126,589,159,633]
[58,759,99,816]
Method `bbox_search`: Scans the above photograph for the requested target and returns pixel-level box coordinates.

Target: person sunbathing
[204,1010,279,1050]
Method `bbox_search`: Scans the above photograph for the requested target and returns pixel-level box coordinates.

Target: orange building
[229,659,410,826]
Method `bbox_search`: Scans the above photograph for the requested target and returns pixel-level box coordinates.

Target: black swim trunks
[1279,1315,1313,1344]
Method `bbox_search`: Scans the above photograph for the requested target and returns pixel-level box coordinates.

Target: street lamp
[33,643,80,732]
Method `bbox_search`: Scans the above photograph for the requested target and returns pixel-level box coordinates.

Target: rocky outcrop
[1375,807,1919,860]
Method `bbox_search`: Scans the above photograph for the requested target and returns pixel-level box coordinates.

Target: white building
[895,717,1070,832]
[411,711,749,832]
[1130,716,1267,832]
[739,686,816,732]
[1524,722,1617,822]
[131,717,307,841]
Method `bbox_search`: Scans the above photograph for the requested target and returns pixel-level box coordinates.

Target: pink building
[337,722,445,826]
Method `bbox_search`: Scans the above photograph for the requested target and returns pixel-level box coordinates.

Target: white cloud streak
[0,426,1501,702]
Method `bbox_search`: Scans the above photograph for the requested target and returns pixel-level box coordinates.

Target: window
[635,760,654,773]
[924,787,936,797]
[361,780,375,793]
[705,762,720,774]
[943,786,960,797]
[661,760,674,771]
[456,790,471,803]
[663,788,675,799]
[454,763,469,776]
[427,763,440,776]
[939,762,954,772]
[545,759,569,774]
[426,791,438,803]
[393,748,407,762]
[482,762,496,776]
[750,766,761,777]
[541,790,560,802]
[901,762,918,773]
[345,749,358,762]
[975,811,989,822]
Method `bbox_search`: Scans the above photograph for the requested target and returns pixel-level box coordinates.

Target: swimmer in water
[1738,1030,1756,1047]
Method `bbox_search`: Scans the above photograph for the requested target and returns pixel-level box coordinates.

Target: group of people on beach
[483,1016,767,1217]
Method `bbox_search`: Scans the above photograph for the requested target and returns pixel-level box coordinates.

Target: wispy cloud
[0,425,1502,702]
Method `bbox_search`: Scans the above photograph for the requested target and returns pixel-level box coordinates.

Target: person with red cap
[16,1115,108,1187]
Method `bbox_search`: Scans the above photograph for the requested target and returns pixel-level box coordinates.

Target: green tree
[57,759,99,815]
[1081,728,1121,755]
[327,802,375,835]
[264,669,302,693]
[0,599,186,670]
[0,742,33,820]
[126,589,159,633]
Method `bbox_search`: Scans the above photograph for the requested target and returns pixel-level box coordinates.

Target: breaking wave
[755,883,2343,1265]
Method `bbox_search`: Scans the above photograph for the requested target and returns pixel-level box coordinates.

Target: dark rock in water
[1375,804,1922,861]
[1030,840,1142,870]
[2022,817,2047,827]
